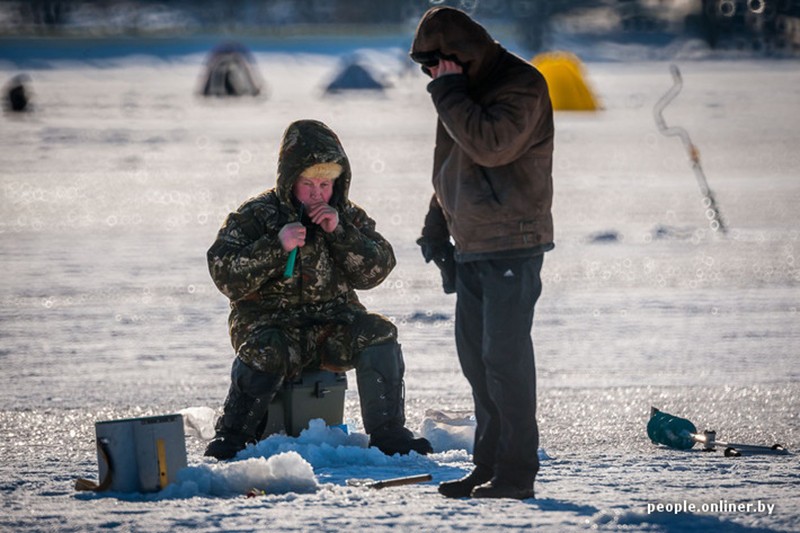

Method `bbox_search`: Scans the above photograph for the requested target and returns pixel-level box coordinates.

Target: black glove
[416,237,456,294]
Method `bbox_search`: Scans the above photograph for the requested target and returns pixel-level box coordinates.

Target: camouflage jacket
[207,120,396,326]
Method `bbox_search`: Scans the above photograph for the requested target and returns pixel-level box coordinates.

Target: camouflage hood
[409,6,502,86]
[276,119,351,209]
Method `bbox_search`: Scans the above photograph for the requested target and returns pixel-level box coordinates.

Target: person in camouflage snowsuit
[204,119,432,460]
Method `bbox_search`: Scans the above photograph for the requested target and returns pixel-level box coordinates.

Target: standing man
[410,7,554,500]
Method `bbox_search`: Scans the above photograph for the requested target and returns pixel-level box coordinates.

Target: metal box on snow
[93,413,187,493]
[262,370,347,437]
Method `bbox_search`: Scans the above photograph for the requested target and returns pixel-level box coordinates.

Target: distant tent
[201,43,262,97]
[4,74,32,112]
[532,52,600,111]
[324,59,387,94]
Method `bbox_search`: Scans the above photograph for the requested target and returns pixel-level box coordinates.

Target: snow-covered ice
[1,41,798,532]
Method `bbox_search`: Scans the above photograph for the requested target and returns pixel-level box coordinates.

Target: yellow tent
[532,51,600,111]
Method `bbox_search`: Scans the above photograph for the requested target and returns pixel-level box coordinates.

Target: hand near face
[307,202,339,233]
[430,59,463,79]
[278,222,306,252]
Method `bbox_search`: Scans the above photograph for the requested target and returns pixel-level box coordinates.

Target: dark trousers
[455,255,543,487]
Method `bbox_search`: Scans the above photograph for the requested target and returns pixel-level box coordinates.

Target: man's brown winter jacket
[411,7,555,257]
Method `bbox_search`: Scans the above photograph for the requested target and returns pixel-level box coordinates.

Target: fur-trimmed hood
[276,119,351,209]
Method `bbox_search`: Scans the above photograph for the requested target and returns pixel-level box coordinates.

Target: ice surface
[1,42,799,532]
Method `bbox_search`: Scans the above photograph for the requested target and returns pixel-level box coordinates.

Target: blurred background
[1,0,799,59]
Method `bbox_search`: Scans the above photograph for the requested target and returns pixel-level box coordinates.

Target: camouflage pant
[229,305,397,376]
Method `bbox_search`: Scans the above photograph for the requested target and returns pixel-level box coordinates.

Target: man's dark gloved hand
[416,237,456,294]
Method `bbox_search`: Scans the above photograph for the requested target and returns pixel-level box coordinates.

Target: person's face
[293,175,335,206]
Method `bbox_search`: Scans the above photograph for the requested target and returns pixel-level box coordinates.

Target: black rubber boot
[356,343,433,456]
[438,465,493,498]
[204,358,283,461]
[471,478,535,500]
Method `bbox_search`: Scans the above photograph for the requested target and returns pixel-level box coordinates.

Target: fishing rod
[283,203,305,278]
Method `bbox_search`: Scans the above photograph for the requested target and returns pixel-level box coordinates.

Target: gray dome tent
[201,43,262,97]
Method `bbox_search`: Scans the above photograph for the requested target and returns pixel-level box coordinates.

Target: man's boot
[438,465,493,498]
[471,478,535,500]
[356,343,433,456]
[204,358,283,460]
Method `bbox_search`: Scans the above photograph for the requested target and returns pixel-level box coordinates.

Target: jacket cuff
[323,220,354,244]
[426,73,468,96]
